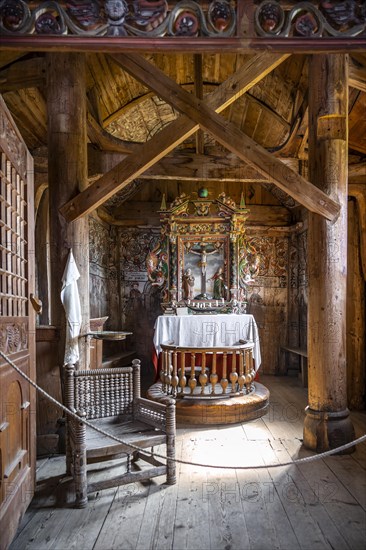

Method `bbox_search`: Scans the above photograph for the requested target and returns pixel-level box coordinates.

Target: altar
[146,192,269,424]
[148,313,269,425]
[153,313,261,369]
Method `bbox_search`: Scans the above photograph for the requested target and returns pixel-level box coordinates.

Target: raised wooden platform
[147,381,269,425]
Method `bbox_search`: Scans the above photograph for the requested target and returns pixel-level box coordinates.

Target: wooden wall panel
[109,226,290,381]
[35,326,61,456]
[89,217,111,321]
[88,207,363,403]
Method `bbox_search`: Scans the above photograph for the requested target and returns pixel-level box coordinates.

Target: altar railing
[159,342,255,399]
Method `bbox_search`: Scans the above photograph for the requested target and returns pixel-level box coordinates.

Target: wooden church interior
[0,1,366,548]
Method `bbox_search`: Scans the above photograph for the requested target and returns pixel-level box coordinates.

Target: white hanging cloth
[61,249,82,365]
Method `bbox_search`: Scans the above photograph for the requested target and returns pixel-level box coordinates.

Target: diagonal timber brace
[110,53,340,222]
[60,52,290,222]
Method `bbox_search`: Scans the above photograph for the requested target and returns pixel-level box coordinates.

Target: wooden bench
[280,346,308,387]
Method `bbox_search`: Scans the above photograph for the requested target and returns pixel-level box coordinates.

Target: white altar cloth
[153,314,261,369]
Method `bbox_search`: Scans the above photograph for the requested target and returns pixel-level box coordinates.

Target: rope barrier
[1,349,365,471]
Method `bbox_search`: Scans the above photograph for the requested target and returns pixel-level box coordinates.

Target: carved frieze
[255,0,365,38]
[175,222,230,235]
[0,0,237,37]
[1,0,364,47]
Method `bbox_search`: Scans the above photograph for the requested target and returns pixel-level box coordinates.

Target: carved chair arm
[134,396,176,432]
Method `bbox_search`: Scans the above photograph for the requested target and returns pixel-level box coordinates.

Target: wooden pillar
[347,198,366,410]
[304,54,355,452]
[47,53,90,370]
[35,187,50,325]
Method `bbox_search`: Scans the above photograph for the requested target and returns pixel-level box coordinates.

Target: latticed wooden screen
[0,94,35,549]
[0,151,28,317]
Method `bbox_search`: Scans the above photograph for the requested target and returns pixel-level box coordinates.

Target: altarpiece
[146,191,259,313]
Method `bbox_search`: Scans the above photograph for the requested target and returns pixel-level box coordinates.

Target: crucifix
[189,242,220,299]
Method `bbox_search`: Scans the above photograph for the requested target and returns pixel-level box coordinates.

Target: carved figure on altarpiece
[209,266,226,300]
[182,268,195,300]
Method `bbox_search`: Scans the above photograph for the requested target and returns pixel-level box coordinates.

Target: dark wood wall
[88,205,365,407]
[35,195,365,407]
[89,217,293,383]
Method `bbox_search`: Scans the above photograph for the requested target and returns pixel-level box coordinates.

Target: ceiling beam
[194,54,205,155]
[60,51,290,221]
[109,201,292,227]
[0,51,27,70]
[88,146,269,183]
[349,54,366,93]
[110,53,340,221]
[0,57,46,92]
[2,35,366,54]
[349,162,366,181]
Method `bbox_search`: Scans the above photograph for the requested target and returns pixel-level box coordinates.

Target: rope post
[64,362,76,474]
[65,363,75,409]
[162,397,176,485]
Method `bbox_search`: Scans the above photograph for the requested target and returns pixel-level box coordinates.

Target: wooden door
[0,95,35,550]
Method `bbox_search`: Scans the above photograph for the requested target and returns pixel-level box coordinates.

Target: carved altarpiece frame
[147,193,252,311]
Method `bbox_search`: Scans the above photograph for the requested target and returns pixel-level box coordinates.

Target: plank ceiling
[0,51,365,215]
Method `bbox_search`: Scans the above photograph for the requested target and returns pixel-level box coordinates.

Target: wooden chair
[64,359,176,508]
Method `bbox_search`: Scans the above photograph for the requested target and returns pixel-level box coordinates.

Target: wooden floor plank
[11,457,128,550]
[203,426,251,550]
[205,468,251,550]
[9,456,73,550]
[241,417,274,441]
[250,440,302,550]
[8,375,366,550]
[134,443,180,550]
[322,455,366,509]
[283,439,365,550]
[171,430,211,550]
[344,411,366,469]
[93,479,150,549]
[260,376,305,442]
[10,456,66,541]
[235,442,288,550]
[43,459,129,550]
[260,439,335,550]
[279,439,355,550]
